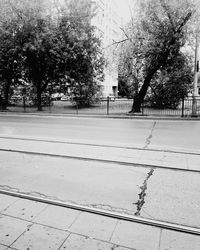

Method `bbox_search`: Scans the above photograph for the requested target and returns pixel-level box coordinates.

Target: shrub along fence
[5,96,200,117]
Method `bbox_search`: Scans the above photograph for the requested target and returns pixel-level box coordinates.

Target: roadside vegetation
[0,0,199,113]
[118,0,199,112]
[0,0,104,111]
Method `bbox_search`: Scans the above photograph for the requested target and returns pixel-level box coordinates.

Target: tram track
[0,145,200,174]
[0,188,200,236]
[0,135,200,156]
[1,135,200,236]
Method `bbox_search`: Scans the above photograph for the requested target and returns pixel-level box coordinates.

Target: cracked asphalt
[0,114,200,152]
[134,168,154,216]
[0,148,200,229]
[0,115,200,233]
[144,121,156,149]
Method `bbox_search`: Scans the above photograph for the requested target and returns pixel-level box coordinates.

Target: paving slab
[60,233,131,250]
[159,229,200,250]
[141,169,200,228]
[0,244,7,250]
[0,214,30,246]
[110,220,161,250]
[2,199,48,221]
[0,194,18,212]
[186,154,200,171]
[70,212,118,242]
[11,223,69,250]
[2,248,17,250]
[0,247,17,250]
[33,205,81,230]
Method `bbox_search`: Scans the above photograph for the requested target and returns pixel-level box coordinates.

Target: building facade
[92,0,124,97]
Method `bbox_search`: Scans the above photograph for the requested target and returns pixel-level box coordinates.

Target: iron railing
[5,96,200,117]
[142,97,200,117]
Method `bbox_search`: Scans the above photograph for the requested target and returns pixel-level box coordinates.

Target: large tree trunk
[37,81,42,111]
[4,81,10,109]
[1,80,11,110]
[129,71,155,113]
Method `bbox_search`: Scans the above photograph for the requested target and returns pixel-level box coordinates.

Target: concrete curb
[1,111,200,121]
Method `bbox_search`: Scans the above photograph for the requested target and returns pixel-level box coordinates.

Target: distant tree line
[0,0,104,110]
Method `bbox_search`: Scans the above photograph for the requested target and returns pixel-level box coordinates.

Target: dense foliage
[0,0,104,110]
[147,53,193,108]
[119,0,196,112]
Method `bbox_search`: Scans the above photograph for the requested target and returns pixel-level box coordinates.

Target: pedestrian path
[0,136,199,172]
[0,193,200,250]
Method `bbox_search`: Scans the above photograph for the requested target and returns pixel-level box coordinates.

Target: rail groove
[0,147,199,173]
[0,189,200,236]
[0,135,199,156]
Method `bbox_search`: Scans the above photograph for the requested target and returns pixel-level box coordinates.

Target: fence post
[181,96,184,117]
[107,96,110,115]
[141,102,144,115]
[23,96,26,112]
[49,97,51,113]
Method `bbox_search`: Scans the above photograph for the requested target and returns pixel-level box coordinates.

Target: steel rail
[0,189,200,236]
[0,135,199,156]
[0,147,200,174]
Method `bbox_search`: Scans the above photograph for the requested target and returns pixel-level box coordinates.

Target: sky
[115,0,135,22]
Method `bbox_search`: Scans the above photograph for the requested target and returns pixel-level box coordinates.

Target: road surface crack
[134,168,154,216]
[0,185,64,202]
[144,121,156,149]
[80,203,135,215]
[0,185,135,216]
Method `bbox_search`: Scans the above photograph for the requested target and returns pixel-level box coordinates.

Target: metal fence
[49,98,133,115]
[142,97,200,117]
[6,96,200,117]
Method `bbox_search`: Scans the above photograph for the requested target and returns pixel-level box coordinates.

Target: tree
[0,7,23,109]
[147,53,193,108]
[20,16,59,110]
[0,0,104,110]
[20,0,104,109]
[118,41,143,98]
[0,0,56,110]
[120,0,195,113]
[56,0,104,107]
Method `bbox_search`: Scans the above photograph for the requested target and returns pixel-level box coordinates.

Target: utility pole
[191,28,199,117]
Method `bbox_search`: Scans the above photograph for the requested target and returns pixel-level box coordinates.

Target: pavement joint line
[0,147,200,173]
[158,228,163,250]
[1,135,200,156]
[0,189,200,236]
[0,212,69,232]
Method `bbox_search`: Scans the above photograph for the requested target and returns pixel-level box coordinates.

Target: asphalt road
[0,114,200,152]
[0,114,200,228]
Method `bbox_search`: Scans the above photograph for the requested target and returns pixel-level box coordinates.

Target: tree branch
[159,0,176,32]
[104,38,129,49]
[176,11,193,33]
[120,27,132,41]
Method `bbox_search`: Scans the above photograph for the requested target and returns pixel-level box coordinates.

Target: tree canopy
[119,0,197,112]
[0,0,104,110]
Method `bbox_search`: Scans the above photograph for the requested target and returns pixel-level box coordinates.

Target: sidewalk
[0,193,200,250]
